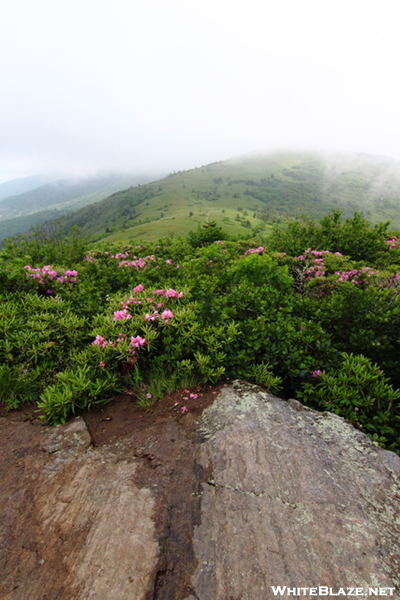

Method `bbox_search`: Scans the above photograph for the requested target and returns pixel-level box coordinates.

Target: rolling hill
[0,172,162,241]
[5,151,400,245]
[0,174,57,200]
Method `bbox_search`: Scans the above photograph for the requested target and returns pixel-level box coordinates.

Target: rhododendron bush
[1,211,400,451]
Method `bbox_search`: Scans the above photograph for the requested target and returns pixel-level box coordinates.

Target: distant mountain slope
[5,151,400,245]
[0,174,56,200]
[0,173,162,240]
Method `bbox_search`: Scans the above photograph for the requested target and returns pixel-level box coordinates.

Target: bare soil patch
[83,384,222,446]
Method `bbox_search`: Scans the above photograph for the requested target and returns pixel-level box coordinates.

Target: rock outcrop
[0,381,399,600]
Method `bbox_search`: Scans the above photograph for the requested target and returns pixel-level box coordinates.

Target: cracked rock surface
[188,382,400,599]
[0,382,399,600]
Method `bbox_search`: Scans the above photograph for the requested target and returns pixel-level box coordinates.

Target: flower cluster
[244,246,264,255]
[385,237,398,250]
[93,284,185,372]
[111,285,183,325]
[93,332,146,368]
[294,249,377,285]
[335,266,377,284]
[24,265,77,287]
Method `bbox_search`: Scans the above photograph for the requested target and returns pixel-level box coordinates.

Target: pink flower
[146,393,152,399]
[133,284,144,293]
[312,370,322,378]
[131,335,146,348]
[166,259,172,265]
[190,393,198,399]
[99,361,105,368]
[161,309,174,321]
[94,335,105,347]
[165,288,177,298]
[113,310,128,321]
[178,292,183,298]
[181,406,188,413]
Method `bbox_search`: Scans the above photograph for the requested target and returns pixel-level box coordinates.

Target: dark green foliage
[187,221,229,247]
[269,210,390,262]
[297,353,400,450]
[1,210,400,452]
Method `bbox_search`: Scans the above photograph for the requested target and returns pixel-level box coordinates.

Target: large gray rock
[189,382,400,599]
[0,381,399,600]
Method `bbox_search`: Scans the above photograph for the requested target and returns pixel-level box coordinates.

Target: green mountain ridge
[0,172,162,240]
[5,151,400,245]
[0,174,56,200]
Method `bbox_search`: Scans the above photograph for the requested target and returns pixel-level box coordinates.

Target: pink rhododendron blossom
[146,393,152,399]
[130,335,146,348]
[93,335,105,347]
[245,246,264,255]
[113,309,132,321]
[161,309,174,322]
[181,406,188,413]
[165,288,177,298]
[99,361,105,368]
[312,370,322,378]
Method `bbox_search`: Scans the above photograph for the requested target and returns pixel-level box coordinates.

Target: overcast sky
[1,0,400,183]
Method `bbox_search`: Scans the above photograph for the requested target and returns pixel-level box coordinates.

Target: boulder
[0,381,398,600]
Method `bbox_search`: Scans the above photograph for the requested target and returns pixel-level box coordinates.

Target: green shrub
[297,353,400,451]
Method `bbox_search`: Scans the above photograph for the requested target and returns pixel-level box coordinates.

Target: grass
[8,150,400,245]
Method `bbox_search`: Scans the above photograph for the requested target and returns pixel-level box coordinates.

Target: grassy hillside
[7,151,400,245]
[0,173,161,241]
